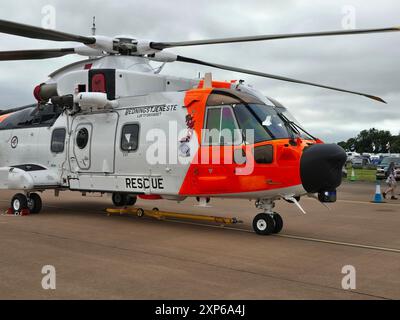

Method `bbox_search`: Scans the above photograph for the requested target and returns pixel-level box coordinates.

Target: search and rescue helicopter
[0,19,397,235]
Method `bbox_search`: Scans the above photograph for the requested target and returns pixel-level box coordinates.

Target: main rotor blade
[0,48,76,61]
[176,55,386,103]
[151,26,400,49]
[0,19,96,44]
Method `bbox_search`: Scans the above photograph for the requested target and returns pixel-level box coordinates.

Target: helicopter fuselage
[0,56,346,231]
[0,86,307,200]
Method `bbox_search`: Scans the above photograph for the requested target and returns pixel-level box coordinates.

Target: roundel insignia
[11,136,18,149]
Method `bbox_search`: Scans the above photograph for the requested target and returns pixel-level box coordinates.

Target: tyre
[11,193,28,214]
[137,208,145,217]
[126,195,137,206]
[253,213,275,235]
[196,197,210,203]
[272,213,283,234]
[27,193,42,214]
[112,193,127,207]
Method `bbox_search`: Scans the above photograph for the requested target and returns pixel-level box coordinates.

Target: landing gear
[196,197,210,203]
[112,193,137,207]
[11,193,43,215]
[126,195,137,206]
[27,193,42,214]
[272,213,283,234]
[112,193,126,207]
[253,199,284,235]
[11,193,28,214]
[253,213,275,235]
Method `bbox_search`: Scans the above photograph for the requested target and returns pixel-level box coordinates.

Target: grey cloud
[0,0,399,143]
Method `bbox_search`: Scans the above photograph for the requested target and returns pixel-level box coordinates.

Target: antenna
[91,16,96,36]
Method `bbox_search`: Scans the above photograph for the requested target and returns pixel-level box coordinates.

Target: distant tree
[338,141,347,150]
[337,128,394,153]
[391,135,400,153]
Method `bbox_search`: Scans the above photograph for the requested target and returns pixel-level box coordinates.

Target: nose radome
[300,144,347,194]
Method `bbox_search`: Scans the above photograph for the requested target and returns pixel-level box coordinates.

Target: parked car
[346,152,360,163]
[351,155,371,168]
[351,156,363,168]
[376,157,400,180]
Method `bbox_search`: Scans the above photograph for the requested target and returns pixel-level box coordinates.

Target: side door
[70,121,92,172]
[69,112,119,173]
[197,105,243,193]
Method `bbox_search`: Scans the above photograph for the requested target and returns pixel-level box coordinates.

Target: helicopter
[0,19,398,235]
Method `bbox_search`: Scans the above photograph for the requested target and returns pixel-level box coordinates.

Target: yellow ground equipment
[105,207,242,225]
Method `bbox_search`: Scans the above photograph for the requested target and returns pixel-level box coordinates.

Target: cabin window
[121,124,140,152]
[76,128,89,149]
[203,106,241,145]
[51,128,66,153]
[0,104,63,131]
[253,145,274,164]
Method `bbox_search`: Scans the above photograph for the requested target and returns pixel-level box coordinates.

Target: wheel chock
[20,209,30,216]
[4,208,30,216]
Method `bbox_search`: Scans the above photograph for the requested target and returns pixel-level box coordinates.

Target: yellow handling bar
[106,207,241,225]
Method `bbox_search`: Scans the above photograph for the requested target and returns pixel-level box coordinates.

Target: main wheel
[112,193,127,207]
[137,208,145,217]
[11,193,28,214]
[126,195,137,206]
[253,213,275,235]
[196,197,210,203]
[272,213,283,234]
[27,193,42,214]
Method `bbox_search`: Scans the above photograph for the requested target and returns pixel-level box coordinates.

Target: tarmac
[0,181,399,300]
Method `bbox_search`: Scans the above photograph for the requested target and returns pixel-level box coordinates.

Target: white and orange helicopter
[0,19,397,234]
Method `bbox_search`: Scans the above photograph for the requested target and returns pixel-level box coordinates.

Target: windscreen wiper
[278,112,317,141]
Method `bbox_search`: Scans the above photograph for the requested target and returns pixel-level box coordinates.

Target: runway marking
[304,197,400,207]
[338,199,400,206]
[164,219,400,254]
[275,234,400,253]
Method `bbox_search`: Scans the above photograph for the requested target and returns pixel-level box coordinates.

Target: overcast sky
[0,0,399,142]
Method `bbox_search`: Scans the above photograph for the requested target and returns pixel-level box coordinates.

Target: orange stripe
[0,113,12,123]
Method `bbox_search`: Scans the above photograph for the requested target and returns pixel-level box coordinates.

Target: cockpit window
[274,106,315,140]
[233,104,273,143]
[204,106,242,145]
[247,104,290,139]
[0,104,62,130]
[204,102,313,145]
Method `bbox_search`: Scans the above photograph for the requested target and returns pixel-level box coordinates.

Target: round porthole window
[76,128,89,149]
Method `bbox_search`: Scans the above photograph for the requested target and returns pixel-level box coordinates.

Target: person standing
[383,162,398,200]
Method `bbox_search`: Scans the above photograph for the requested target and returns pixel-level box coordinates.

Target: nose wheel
[252,213,283,235]
[253,199,284,235]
